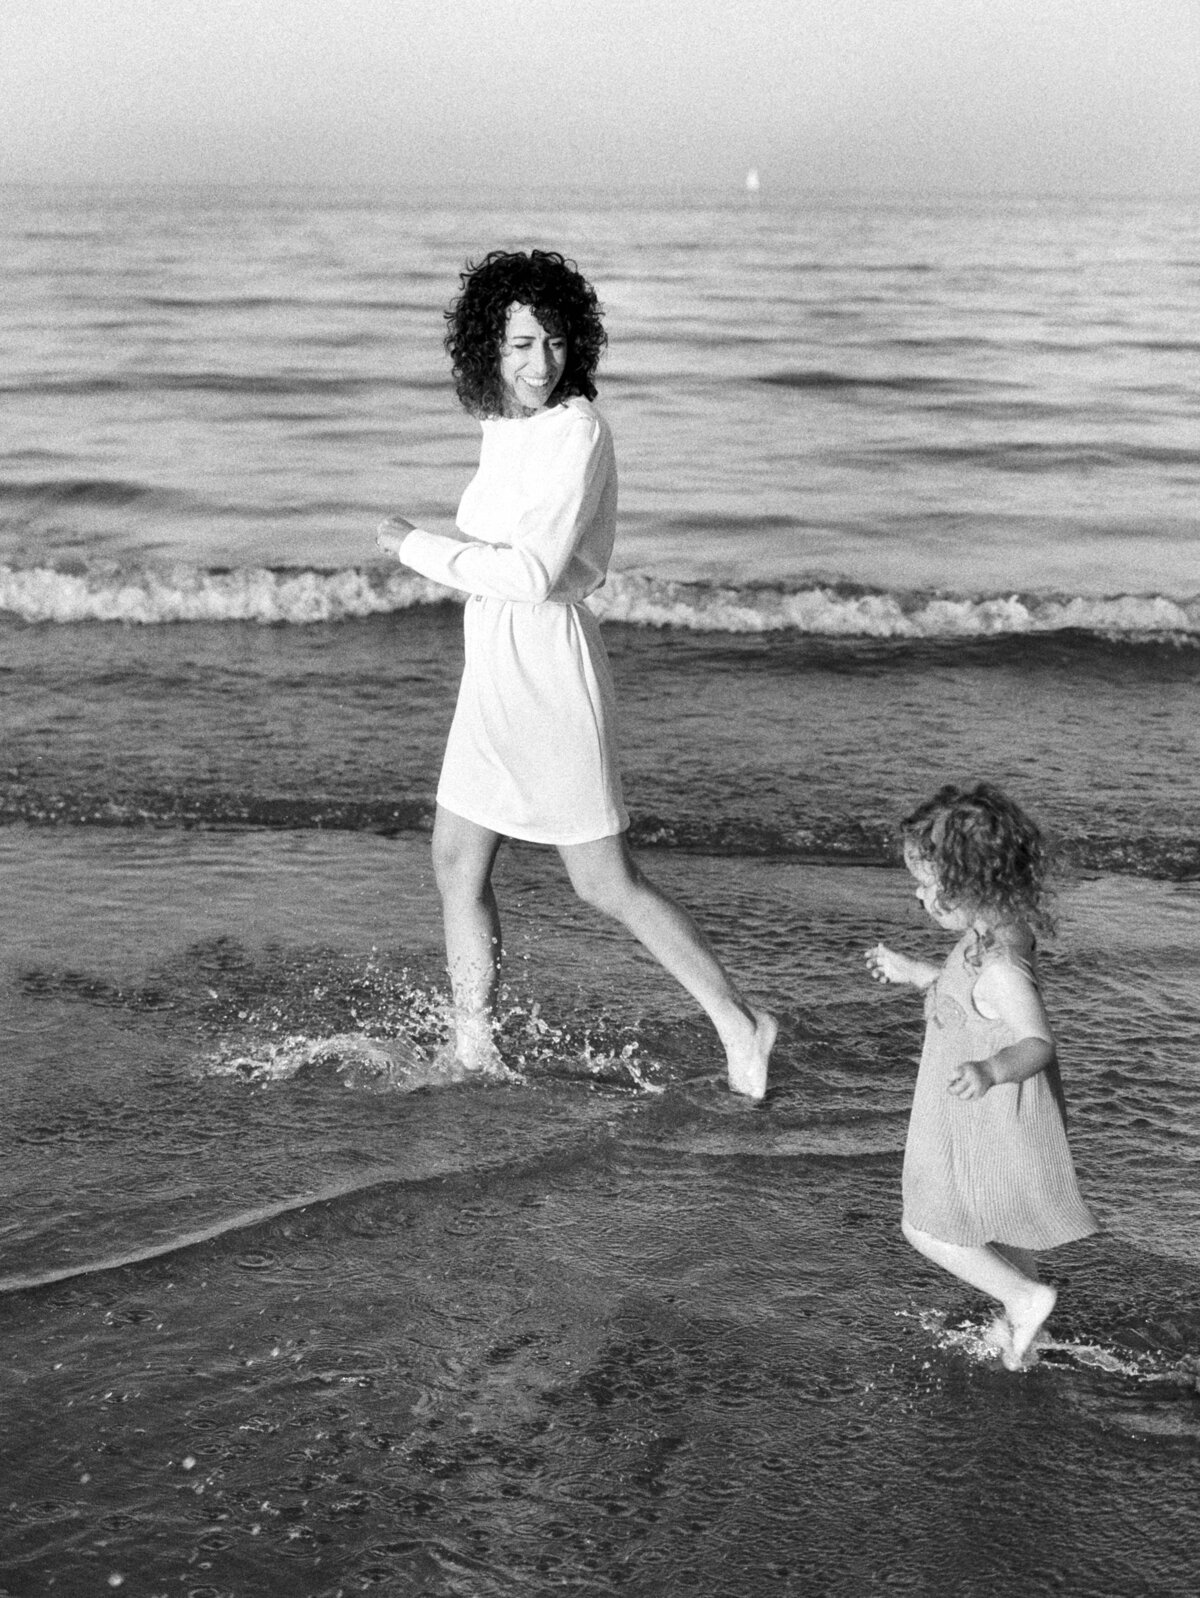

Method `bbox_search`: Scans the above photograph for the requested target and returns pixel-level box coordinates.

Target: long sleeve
[397,401,616,604]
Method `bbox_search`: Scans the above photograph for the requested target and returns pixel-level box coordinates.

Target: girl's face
[904,845,975,933]
[498,303,568,415]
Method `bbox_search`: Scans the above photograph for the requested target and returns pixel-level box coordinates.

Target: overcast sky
[2,0,1197,196]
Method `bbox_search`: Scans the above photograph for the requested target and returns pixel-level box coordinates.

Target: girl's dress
[903,928,1097,1250]
[395,396,628,846]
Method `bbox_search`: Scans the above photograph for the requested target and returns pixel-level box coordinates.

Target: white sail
[745,167,761,194]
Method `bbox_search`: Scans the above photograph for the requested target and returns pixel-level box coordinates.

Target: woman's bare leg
[902,1219,1055,1370]
[559,831,775,1100]
[431,806,504,1070]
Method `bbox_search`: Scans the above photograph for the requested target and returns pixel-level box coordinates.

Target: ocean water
[1,185,1199,1596]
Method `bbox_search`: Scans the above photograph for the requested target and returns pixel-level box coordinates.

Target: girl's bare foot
[1003,1283,1057,1371]
[726,1008,777,1102]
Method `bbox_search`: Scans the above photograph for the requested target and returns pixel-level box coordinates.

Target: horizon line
[2,178,1197,206]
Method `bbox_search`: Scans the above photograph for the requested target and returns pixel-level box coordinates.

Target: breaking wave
[2,560,1197,640]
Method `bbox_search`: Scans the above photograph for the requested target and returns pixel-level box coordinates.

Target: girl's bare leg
[994,1242,1039,1280]
[983,1243,1043,1356]
[559,831,776,1100]
[903,1219,1055,1370]
[431,806,504,1071]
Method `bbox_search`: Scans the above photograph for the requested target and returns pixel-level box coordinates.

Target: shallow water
[4,613,1199,879]
[2,187,1198,1594]
[3,830,1200,1594]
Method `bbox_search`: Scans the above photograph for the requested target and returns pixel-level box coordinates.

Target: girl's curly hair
[443,249,607,418]
[901,782,1054,936]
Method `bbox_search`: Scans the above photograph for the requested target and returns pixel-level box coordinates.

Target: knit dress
[396,396,628,845]
[902,929,1098,1250]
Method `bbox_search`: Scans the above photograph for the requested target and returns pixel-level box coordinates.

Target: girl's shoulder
[969,921,1038,987]
[990,921,1036,962]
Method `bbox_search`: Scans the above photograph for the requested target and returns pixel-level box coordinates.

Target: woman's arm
[382,410,611,603]
[947,959,1056,1099]
[376,517,420,559]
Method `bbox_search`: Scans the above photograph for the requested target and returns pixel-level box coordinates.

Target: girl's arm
[865,942,939,989]
[947,960,1056,1099]
[377,410,611,603]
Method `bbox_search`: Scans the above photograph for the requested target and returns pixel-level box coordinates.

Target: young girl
[866,782,1096,1369]
[375,249,775,1098]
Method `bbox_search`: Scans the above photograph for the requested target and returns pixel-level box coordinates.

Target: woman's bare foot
[725,1007,777,1102]
[443,1011,511,1079]
[982,1313,1014,1361]
[1003,1283,1057,1371]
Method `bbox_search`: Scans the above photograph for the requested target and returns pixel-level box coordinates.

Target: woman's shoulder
[480,398,612,468]
[529,397,613,465]
[555,395,608,436]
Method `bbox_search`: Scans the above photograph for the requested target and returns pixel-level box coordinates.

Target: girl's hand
[866,942,900,983]
[866,943,940,990]
[948,1058,994,1099]
[376,517,415,558]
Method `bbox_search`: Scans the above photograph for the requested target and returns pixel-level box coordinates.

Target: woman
[377,249,775,1098]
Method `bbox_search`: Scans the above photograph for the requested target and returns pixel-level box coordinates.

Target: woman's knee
[431,837,463,897]
[563,846,640,918]
[431,814,498,901]
[565,860,616,915]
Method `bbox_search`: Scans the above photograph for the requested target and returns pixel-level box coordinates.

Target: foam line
[2,562,1196,638]
[0,1166,405,1296]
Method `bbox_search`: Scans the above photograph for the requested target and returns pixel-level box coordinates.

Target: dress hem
[901,1206,1099,1252]
[435,793,629,847]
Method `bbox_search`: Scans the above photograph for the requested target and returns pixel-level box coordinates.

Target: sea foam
[1,561,1197,639]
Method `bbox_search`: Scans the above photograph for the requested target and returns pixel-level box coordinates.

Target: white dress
[397,396,629,845]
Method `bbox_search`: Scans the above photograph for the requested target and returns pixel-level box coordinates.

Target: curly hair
[443,249,607,418]
[901,782,1054,936]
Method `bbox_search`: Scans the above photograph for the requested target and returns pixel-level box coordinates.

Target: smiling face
[904,845,976,934]
[498,303,568,416]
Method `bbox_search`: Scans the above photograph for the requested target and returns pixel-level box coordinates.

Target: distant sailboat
[745,167,761,196]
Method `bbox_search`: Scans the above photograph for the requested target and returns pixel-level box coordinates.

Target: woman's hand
[376,516,415,558]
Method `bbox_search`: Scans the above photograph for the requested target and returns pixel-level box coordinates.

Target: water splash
[202,977,663,1098]
[205,1029,506,1092]
[911,1306,1190,1383]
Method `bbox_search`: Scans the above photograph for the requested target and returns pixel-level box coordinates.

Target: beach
[2,185,1199,1596]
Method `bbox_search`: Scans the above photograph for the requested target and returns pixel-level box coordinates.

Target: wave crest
[1,560,1196,639]
[0,562,450,624]
[593,576,1200,640]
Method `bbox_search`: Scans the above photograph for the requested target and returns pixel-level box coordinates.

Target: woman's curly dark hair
[901,782,1054,936]
[443,249,607,418]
